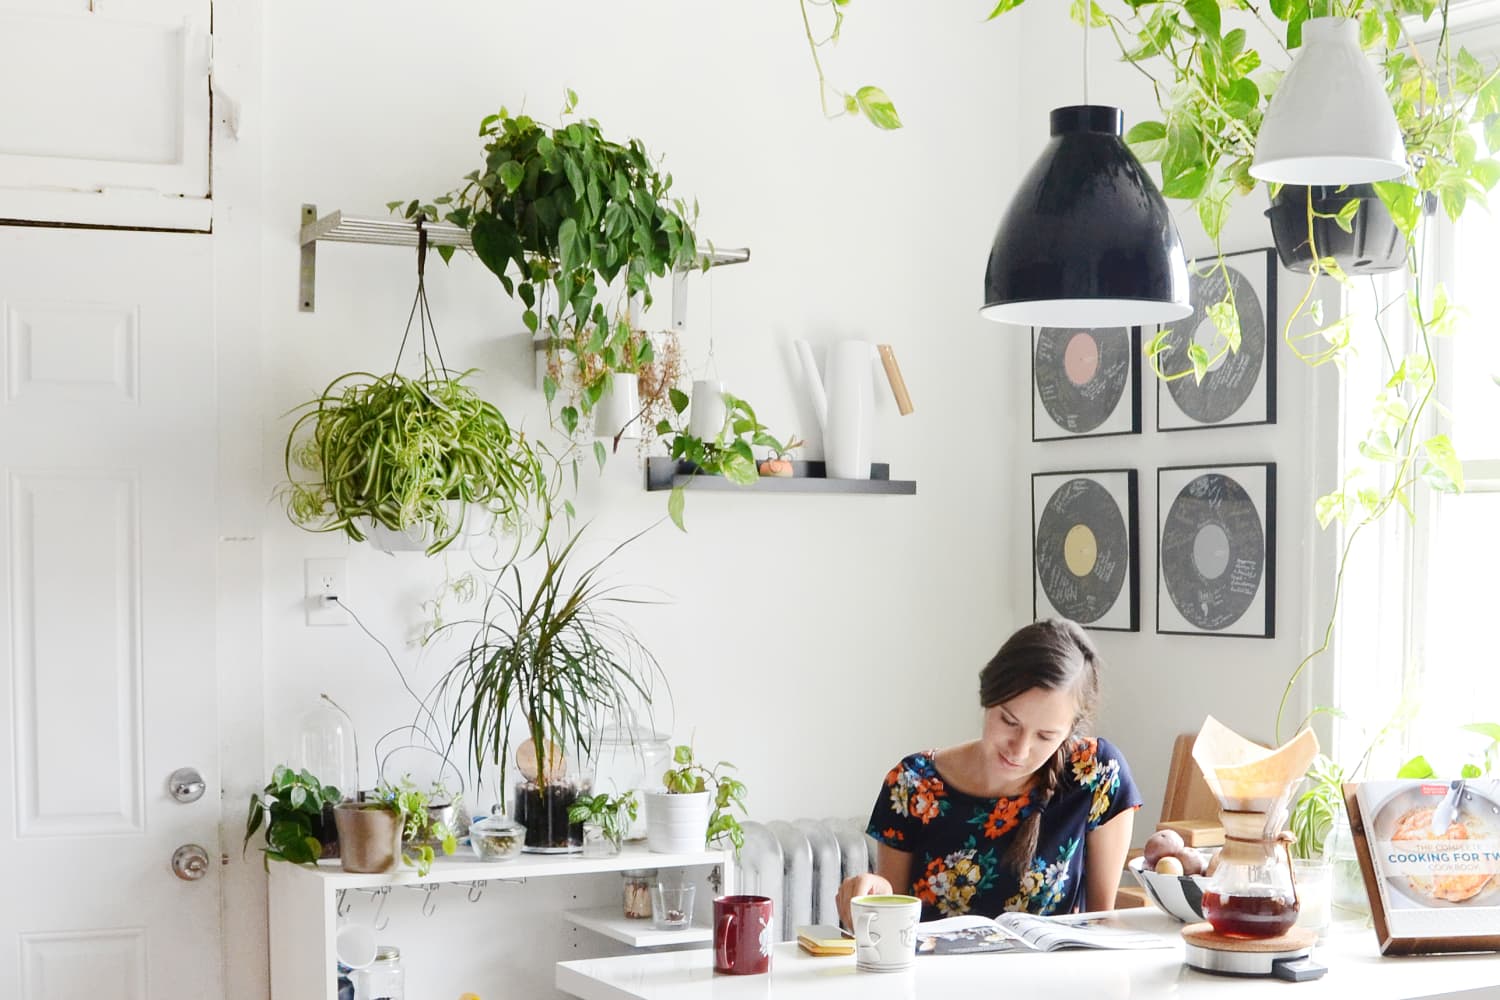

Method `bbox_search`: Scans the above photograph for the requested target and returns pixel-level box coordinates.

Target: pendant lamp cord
[1082,9,1091,105]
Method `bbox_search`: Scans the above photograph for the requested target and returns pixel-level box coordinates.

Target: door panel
[0,225,220,999]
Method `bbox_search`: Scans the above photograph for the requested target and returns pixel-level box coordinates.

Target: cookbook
[914,912,1171,955]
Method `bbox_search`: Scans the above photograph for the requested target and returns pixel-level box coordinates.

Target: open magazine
[914,912,1171,955]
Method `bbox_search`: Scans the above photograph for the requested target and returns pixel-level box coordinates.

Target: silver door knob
[168,767,206,803]
[172,844,211,881]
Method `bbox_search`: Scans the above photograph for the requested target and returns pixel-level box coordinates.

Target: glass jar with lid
[590,710,671,841]
[349,945,403,1000]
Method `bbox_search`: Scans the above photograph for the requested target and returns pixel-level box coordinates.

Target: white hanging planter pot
[593,371,641,442]
[364,501,495,554]
[643,790,710,854]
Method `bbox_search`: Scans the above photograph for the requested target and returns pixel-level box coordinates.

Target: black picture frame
[1155,248,1278,432]
[1031,469,1140,632]
[1031,326,1143,441]
[1156,462,1277,638]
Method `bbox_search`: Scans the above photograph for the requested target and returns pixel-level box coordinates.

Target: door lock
[168,767,206,804]
[172,844,211,881]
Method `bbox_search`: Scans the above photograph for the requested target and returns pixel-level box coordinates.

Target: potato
[1154,856,1184,876]
[1143,829,1185,869]
[1175,847,1209,877]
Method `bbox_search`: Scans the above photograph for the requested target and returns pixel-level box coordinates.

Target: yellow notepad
[796,925,855,956]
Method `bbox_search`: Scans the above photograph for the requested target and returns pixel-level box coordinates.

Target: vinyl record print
[1032,470,1139,632]
[1156,248,1277,431]
[1157,463,1276,638]
[1032,326,1142,440]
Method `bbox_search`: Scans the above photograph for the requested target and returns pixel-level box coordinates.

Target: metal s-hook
[371,885,391,931]
[465,879,487,903]
[421,883,440,918]
[336,889,351,918]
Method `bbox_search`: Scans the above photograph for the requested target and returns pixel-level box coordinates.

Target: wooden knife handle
[877,344,914,416]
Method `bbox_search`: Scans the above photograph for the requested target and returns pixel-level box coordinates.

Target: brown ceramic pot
[333,802,401,873]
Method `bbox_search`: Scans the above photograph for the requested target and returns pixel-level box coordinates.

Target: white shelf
[563,906,712,948]
[281,842,728,891]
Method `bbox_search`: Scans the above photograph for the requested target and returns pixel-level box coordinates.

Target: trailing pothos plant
[661,743,750,851]
[243,765,342,869]
[394,91,704,447]
[656,387,802,531]
[799,0,1499,749]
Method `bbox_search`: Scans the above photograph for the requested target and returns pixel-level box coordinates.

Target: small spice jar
[622,868,658,919]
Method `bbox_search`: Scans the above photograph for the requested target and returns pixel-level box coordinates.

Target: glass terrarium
[509,738,592,853]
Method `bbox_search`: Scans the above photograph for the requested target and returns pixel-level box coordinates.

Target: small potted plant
[644,743,748,854]
[568,790,638,857]
[376,777,459,877]
[756,433,805,478]
[243,765,342,868]
[333,796,403,875]
[656,389,799,530]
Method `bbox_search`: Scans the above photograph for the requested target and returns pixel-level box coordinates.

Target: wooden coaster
[1182,922,1317,953]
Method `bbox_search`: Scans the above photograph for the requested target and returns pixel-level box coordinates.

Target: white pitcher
[795,339,874,480]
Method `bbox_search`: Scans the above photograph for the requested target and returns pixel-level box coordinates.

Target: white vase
[365,500,494,553]
[643,790,710,854]
[593,371,640,441]
[824,340,874,480]
[688,380,727,442]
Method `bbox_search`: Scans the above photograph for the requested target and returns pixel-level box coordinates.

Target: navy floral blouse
[866,737,1141,919]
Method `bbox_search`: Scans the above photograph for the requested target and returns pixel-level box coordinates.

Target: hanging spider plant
[281,224,556,555]
[430,526,667,847]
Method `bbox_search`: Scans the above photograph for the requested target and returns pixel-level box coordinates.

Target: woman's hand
[836,872,894,930]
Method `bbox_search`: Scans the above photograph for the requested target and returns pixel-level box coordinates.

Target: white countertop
[555,909,1500,1000]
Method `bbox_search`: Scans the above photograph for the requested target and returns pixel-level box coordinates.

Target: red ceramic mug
[713,894,774,975]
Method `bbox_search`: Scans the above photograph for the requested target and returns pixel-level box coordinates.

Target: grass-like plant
[282,365,552,555]
[431,526,667,803]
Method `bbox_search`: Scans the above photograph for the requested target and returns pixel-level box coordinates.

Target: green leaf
[853,86,902,130]
[593,440,607,471]
[1183,0,1221,42]
[669,388,690,414]
[1397,755,1435,779]
[1462,763,1484,779]
[498,160,524,194]
[561,405,579,436]
[1461,722,1500,742]
[1422,434,1464,492]
[1334,198,1360,234]
[542,374,558,404]
[668,486,686,531]
[1125,120,1168,162]
[1161,119,1208,199]
[1188,343,1210,383]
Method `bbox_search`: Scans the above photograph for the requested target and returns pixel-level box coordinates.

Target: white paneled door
[0,226,221,1000]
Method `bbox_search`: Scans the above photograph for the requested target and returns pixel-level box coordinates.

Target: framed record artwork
[1157,463,1276,638]
[1156,248,1278,431]
[1032,469,1139,632]
[1032,326,1142,440]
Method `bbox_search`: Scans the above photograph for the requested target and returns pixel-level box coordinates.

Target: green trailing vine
[656,388,801,531]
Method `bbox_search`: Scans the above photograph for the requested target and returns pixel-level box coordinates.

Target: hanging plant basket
[1265,185,1408,276]
[281,223,552,555]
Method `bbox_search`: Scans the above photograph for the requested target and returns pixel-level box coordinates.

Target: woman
[836,619,1140,926]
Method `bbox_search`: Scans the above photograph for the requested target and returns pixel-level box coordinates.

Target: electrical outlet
[305,558,347,627]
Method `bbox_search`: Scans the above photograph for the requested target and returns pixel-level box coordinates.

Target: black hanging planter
[1265,184,1408,275]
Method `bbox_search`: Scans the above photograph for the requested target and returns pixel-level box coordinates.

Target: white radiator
[732,818,876,940]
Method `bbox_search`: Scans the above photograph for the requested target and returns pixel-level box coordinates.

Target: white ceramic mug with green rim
[851,894,922,972]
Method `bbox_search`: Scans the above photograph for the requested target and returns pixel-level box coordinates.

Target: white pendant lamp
[1251,16,1406,185]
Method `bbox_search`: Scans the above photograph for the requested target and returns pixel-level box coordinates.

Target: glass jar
[582,821,619,858]
[622,868,658,919]
[349,945,403,1000]
[590,712,671,842]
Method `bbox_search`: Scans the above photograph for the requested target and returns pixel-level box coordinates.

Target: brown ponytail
[979,619,1102,876]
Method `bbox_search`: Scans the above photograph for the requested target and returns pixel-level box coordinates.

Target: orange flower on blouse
[910,778,945,823]
[981,792,1029,839]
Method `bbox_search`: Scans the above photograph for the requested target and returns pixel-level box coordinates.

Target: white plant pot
[824,340,874,480]
[365,501,494,553]
[644,790,710,854]
[593,371,641,441]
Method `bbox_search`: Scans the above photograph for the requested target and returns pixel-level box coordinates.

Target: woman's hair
[978,618,1103,876]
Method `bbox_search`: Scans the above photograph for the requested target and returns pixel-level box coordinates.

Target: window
[1332,185,1500,779]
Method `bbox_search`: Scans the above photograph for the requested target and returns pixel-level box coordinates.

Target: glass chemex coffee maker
[1183,717,1327,980]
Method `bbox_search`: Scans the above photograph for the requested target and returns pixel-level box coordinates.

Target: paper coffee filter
[1191,716,1319,808]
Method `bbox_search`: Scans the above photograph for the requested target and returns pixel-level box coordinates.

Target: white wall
[255,1,1024,837]
[1004,3,1343,832]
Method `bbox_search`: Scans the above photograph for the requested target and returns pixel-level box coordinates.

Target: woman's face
[980,685,1078,781]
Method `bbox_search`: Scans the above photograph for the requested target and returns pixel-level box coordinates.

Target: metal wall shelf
[297,203,750,312]
[646,458,917,495]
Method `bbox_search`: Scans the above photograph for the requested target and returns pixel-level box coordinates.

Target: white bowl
[1128,856,1210,922]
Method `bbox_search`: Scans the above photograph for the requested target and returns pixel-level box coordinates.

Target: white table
[556,909,1500,1000]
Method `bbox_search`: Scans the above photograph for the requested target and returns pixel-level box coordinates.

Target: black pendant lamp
[981,104,1191,328]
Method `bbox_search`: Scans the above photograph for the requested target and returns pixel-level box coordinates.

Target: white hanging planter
[643,790,709,854]
[593,371,641,442]
[364,501,495,554]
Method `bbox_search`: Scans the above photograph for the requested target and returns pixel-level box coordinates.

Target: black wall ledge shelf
[645,458,916,495]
